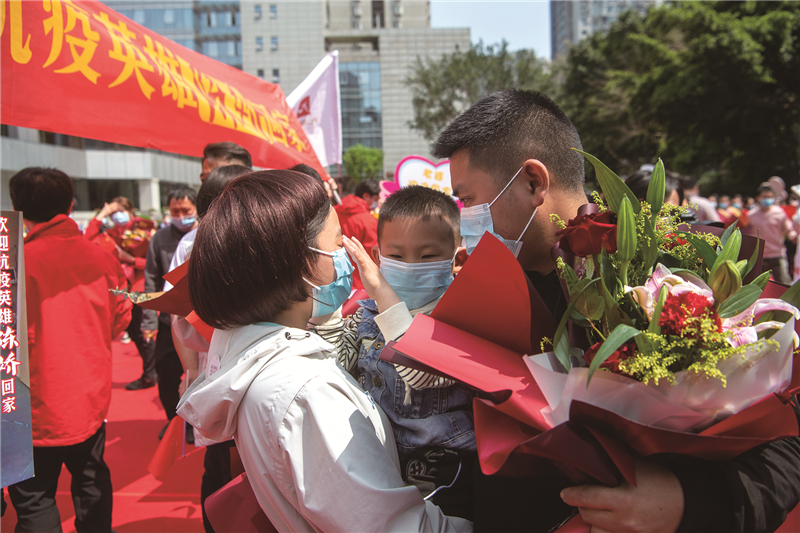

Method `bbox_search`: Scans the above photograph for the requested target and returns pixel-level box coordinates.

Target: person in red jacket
[6,168,132,533]
[334,179,380,290]
[85,197,157,390]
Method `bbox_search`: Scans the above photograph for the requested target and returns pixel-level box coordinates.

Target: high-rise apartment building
[242,1,470,174]
[551,0,661,61]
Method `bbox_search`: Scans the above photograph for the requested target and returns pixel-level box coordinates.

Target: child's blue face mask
[305,247,354,318]
[111,211,130,226]
[460,166,538,257]
[378,252,456,310]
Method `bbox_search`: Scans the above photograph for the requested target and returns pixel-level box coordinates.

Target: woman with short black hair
[177,170,471,533]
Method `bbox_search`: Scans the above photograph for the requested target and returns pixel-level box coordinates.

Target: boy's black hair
[433,89,584,192]
[757,185,775,197]
[167,186,198,206]
[355,179,381,198]
[197,165,252,217]
[203,142,252,168]
[290,163,322,184]
[9,167,74,223]
[377,186,460,246]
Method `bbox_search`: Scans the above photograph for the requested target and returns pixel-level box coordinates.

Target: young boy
[317,186,474,519]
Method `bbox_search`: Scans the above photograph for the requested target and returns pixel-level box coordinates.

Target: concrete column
[138,178,161,213]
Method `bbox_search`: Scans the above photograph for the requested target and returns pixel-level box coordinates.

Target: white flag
[287,51,342,167]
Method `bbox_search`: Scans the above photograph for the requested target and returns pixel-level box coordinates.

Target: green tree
[343,144,383,182]
[406,41,555,143]
[559,1,800,192]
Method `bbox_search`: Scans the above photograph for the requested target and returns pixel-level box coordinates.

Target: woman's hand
[342,236,400,313]
[96,201,123,221]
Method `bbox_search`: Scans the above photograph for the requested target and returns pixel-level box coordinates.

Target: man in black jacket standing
[433,88,800,533]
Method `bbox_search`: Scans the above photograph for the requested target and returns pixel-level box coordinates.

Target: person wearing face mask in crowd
[84,196,158,390]
[314,186,473,519]
[140,187,199,440]
[176,171,471,533]
[744,184,796,285]
[334,178,381,290]
[716,194,741,228]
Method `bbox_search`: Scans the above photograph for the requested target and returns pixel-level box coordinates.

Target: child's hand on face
[343,236,401,313]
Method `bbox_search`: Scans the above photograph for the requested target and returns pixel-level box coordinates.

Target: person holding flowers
[432,89,800,533]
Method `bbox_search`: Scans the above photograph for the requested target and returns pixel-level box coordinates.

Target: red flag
[1,1,327,177]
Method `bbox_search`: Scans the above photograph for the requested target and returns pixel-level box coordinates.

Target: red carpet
[2,341,205,533]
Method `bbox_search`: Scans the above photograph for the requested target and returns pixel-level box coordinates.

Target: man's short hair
[167,186,198,206]
[757,184,775,197]
[377,186,460,247]
[203,142,252,168]
[290,163,322,184]
[197,165,252,218]
[680,175,698,191]
[188,171,329,329]
[433,89,585,192]
[9,167,74,223]
[355,179,381,198]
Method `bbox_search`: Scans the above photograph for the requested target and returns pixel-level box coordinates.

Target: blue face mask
[460,166,538,257]
[172,216,196,232]
[718,202,729,210]
[760,198,775,208]
[111,211,130,226]
[732,202,743,209]
[378,253,455,310]
[305,247,354,318]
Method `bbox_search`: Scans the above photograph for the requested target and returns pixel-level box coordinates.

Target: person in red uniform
[84,197,157,390]
[334,179,380,290]
[6,167,131,533]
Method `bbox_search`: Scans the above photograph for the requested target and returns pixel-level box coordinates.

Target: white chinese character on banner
[2,396,16,413]
[0,272,9,289]
[0,255,9,270]
[0,217,7,234]
[0,290,11,307]
[1,378,14,396]
[0,308,12,325]
[0,352,20,376]
[0,327,18,350]
[0,236,7,252]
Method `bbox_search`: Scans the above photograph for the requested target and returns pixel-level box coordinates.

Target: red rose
[582,340,635,374]
[556,211,618,257]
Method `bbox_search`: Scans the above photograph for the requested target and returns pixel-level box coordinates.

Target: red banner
[0,0,327,177]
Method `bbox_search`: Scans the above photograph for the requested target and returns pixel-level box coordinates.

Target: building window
[256,36,263,51]
[163,9,175,25]
[270,36,278,51]
[269,4,277,19]
[255,4,262,19]
[207,41,219,57]
[272,68,280,83]
[133,9,145,25]
[372,0,384,28]
[392,18,402,29]
[227,41,236,56]
[223,11,233,26]
[257,68,265,78]
[232,10,237,26]
[207,11,217,27]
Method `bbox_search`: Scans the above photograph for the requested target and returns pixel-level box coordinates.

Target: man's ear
[522,159,550,210]
[370,245,381,266]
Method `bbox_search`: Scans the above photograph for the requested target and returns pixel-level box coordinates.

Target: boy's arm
[395,364,455,389]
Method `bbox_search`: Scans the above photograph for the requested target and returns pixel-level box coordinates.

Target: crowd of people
[5,90,800,533]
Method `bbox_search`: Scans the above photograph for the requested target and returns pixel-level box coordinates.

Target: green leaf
[553,279,601,370]
[574,149,640,215]
[719,219,739,249]
[710,230,742,280]
[749,271,771,291]
[743,238,761,278]
[600,248,617,298]
[642,218,659,272]
[587,324,641,384]
[646,159,665,226]
[561,262,581,296]
[616,196,637,263]
[648,285,669,335]
[678,233,718,275]
[717,285,763,319]
[758,278,800,325]
[573,279,606,321]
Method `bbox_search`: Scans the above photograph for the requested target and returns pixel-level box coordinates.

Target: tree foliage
[343,144,383,182]
[406,41,555,143]
[558,1,800,193]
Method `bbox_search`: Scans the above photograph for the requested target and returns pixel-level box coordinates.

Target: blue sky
[430,1,552,59]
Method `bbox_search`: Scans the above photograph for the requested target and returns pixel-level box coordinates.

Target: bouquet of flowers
[532,152,800,436]
[119,219,156,257]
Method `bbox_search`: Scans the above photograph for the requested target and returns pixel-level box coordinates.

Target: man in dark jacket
[334,179,380,290]
[7,168,132,533]
[141,187,198,438]
[434,89,800,533]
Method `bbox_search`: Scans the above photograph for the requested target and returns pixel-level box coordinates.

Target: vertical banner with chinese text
[0,211,33,488]
[0,0,327,177]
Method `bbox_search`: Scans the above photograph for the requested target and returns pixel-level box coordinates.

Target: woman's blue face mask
[304,247,354,318]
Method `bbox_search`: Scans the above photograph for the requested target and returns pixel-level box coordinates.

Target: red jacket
[25,215,132,446]
[334,195,378,290]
